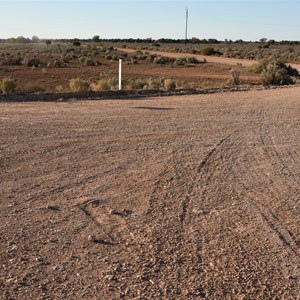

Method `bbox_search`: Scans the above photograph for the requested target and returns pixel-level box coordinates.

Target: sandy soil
[1,87,300,299]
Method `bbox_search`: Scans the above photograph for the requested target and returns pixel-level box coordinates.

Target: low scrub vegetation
[69,78,90,92]
[0,77,16,94]
[249,59,299,85]
[47,59,66,68]
[91,77,179,92]
[91,78,118,91]
[199,47,222,56]
[229,69,241,85]
[1,40,299,94]
[163,78,177,90]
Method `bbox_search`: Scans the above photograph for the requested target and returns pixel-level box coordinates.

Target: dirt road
[1,87,300,299]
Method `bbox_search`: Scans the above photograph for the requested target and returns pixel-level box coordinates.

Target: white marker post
[119,59,122,90]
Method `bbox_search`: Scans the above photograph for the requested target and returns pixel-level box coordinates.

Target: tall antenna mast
[185,7,188,42]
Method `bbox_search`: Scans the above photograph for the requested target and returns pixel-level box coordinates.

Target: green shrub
[261,60,299,85]
[1,77,16,94]
[262,64,292,85]
[249,59,299,85]
[69,78,90,92]
[248,60,268,74]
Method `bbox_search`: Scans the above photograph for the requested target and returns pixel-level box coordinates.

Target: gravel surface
[1,87,300,299]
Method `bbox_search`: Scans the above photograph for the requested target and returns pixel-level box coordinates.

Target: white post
[119,59,122,90]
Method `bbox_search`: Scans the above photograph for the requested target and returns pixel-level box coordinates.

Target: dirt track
[1,87,300,299]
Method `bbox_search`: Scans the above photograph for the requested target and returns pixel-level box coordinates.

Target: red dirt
[0,49,261,94]
[1,86,300,299]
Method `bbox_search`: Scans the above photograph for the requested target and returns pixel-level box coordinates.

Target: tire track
[181,123,251,225]
[259,121,300,187]
[136,122,251,298]
[248,192,300,257]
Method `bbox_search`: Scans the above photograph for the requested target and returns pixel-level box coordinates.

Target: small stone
[88,234,96,242]
[11,244,18,251]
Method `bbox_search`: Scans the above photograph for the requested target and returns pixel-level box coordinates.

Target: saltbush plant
[261,62,292,85]
[250,59,300,85]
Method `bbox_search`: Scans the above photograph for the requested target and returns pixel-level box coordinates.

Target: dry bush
[92,78,111,91]
[47,59,66,68]
[262,63,293,85]
[92,78,118,91]
[147,78,164,90]
[174,56,203,66]
[229,69,241,85]
[163,78,177,91]
[0,55,22,66]
[125,78,148,90]
[69,78,90,92]
[22,57,43,67]
[1,77,16,94]
[248,60,268,74]
[199,47,220,56]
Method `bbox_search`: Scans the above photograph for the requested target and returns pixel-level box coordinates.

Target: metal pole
[185,7,188,42]
[119,59,122,90]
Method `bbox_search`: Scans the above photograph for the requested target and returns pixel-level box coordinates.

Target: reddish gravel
[1,86,300,299]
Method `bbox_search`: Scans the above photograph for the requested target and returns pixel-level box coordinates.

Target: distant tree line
[0,36,299,46]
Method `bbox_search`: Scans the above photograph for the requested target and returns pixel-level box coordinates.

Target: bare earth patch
[1,87,300,299]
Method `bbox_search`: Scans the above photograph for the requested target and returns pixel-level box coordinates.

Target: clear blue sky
[1,1,299,41]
